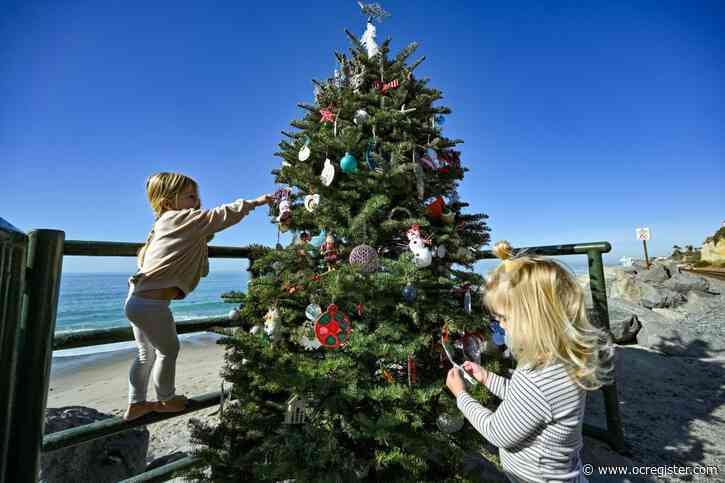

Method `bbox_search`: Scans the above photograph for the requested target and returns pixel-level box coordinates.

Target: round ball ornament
[353,109,370,125]
[349,244,379,273]
[314,304,352,349]
[340,152,358,173]
[402,283,417,303]
[436,412,465,433]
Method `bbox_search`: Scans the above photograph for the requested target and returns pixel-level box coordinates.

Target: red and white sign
[636,227,651,241]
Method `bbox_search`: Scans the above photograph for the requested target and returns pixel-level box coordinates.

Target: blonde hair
[137,172,199,266]
[484,240,615,391]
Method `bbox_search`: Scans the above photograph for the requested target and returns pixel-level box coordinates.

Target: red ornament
[314,304,352,349]
[372,78,399,94]
[320,108,335,123]
[356,303,364,317]
[426,196,446,220]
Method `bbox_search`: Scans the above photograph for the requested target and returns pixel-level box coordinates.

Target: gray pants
[124,288,180,404]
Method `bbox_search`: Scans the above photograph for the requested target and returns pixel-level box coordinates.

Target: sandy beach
[48,333,228,464]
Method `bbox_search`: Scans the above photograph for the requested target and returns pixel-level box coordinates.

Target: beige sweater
[129,199,255,299]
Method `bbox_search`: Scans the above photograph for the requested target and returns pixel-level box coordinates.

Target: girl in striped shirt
[446,241,615,483]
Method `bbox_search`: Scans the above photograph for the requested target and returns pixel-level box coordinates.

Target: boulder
[662,272,709,294]
[609,276,684,308]
[638,264,669,284]
[654,259,681,278]
[680,290,717,314]
[640,286,685,309]
[605,298,670,327]
[41,406,149,483]
[637,312,725,358]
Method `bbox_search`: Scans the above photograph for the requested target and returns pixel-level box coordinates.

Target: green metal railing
[0,224,624,482]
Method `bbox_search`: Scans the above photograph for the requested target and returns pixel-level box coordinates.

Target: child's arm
[484,372,510,400]
[185,194,272,237]
[456,370,552,449]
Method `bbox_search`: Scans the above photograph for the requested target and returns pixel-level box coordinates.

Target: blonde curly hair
[137,172,199,266]
[484,240,615,391]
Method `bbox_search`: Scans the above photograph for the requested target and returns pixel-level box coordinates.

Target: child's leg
[128,321,157,404]
[127,299,181,402]
[125,296,180,402]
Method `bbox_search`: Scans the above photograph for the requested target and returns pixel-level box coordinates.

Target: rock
[609,275,643,304]
[637,313,725,358]
[662,272,710,294]
[638,264,669,284]
[640,286,685,309]
[652,308,683,321]
[41,406,149,482]
[605,298,670,326]
[609,276,684,308]
[680,290,717,314]
[610,315,642,344]
[654,259,681,278]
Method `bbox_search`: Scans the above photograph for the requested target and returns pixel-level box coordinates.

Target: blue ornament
[310,230,326,248]
[489,320,506,346]
[402,283,417,303]
[340,152,358,173]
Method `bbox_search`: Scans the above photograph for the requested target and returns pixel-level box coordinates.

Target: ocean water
[54,271,249,358]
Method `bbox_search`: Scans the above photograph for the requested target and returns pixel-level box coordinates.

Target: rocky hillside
[579,259,724,358]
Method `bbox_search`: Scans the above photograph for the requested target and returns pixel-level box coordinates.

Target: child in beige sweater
[123,172,272,421]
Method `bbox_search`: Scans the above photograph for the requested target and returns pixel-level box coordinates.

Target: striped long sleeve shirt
[456,362,588,483]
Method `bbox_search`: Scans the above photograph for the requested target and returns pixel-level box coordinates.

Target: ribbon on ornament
[372,79,399,94]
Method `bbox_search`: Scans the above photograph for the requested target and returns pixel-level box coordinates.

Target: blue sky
[2,0,723,273]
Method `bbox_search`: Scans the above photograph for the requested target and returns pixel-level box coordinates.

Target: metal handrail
[54,315,240,350]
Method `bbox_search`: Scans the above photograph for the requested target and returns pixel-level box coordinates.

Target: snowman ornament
[406,224,433,268]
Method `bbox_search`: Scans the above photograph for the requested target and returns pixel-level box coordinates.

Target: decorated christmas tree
[189,4,503,481]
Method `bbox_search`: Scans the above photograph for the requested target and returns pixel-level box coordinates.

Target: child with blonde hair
[446,240,615,483]
[123,172,272,421]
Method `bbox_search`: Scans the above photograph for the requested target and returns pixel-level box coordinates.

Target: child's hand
[252,194,274,207]
[446,368,466,397]
[462,361,488,385]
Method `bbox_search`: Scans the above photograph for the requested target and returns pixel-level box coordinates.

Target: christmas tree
[189,4,503,481]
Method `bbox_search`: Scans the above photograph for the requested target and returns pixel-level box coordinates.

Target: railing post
[586,249,625,452]
[8,230,65,483]
[0,219,29,483]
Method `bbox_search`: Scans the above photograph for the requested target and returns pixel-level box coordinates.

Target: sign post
[636,227,651,268]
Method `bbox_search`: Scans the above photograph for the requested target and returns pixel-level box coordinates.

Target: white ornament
[304,194,320,212]
[305,304,323,321]
[299,334,322,350]
[353,109,370,125]
[320,158,335,186]
[298,144,311,161]
[436,245,447,258]
[264,307,280,339]
[406,225,432,269]
[284,395,306,424]
[228,309,241,321]
[360,22,379,58]
[276,200,291,224]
